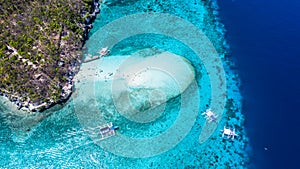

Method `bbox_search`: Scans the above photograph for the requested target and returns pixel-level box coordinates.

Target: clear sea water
[0,0,250,168]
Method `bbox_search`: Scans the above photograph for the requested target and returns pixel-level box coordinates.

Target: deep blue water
[218,0,300,168]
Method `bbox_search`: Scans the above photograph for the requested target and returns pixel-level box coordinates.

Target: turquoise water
[0,0,249,168]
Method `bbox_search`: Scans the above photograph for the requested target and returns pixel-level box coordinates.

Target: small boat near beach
[99,46,110,57]
[83,47,110,63]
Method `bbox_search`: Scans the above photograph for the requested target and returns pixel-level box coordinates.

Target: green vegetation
[0,0,93,110]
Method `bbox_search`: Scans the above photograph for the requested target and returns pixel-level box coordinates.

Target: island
[0,0,101,112]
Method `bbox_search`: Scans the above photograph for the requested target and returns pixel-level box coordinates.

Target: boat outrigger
[99,122,119,140]
[202,109,218,123]
[83,47,110,63]
[85,122,119,140]
[99,46,110,57]
[221,126,238,140]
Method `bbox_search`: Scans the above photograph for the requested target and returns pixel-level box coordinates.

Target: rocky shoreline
[0,0,102,112]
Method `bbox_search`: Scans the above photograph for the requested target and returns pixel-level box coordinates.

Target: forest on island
[0,0,94,108]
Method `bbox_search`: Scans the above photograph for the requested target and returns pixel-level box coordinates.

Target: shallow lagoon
[0,0,249,168]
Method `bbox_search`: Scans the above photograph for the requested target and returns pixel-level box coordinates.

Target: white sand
[73,49,196,121]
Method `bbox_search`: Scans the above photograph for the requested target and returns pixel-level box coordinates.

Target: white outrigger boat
[85,122,119,140]
[202,109,218,123]
[99,122,119,140]
[221,126,238,140]
[99,46,110,57]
